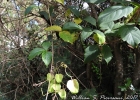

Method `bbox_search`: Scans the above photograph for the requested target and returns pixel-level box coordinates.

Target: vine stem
[46,38,54,100]
[45,81,50,100]
[45,4,54,100]
[67,66,87,89]
[65,68,73,78]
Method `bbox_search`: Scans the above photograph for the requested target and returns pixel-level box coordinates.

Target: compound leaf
[118,25,140,47]
[25,5,37,16]
[59,31,78,44]
[84,45,100,63]
[84,16,96,26]
[98,6,133,25]
[29,48,44,60]
[63,22,82,30]
[101,45,113,64]
[42,51,52,67]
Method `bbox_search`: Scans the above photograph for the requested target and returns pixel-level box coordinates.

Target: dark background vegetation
[0,0,140,100]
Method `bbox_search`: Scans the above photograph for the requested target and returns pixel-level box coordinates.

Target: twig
[33,81,46,87]
[46,4,54,100]
[0,89,15,97]
[14,86,19,100]
[67,66,87,89]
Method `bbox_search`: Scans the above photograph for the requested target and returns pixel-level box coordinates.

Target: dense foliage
[1,0,140,100]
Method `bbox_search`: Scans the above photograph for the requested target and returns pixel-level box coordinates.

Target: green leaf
[131,2,140,7]
[56,0,64,5]
[112,0,130,4]
[55,74,63,83]
[42,51,52,67]
[63,22,82,30]
[84,0,106,4]
[48,83,55,93]
[118,86,127,91]
[58,89,66,99]
[67,79,79,94]
[101,45,113,64]
[100,21,114,31]
[125,6,139,23]
[49,6,54,16]
[65,9,71,17]
[113,22,124,30]
[125,78,131,88]
[50,79,56,84]
[84,16,96,26]
[25,5,37,16]
[42,41,51,50]
[81,28,93,41]
[39,11,49,20]
[118,25,140,47]
[47,73,54,81]
[52,84,61,91]
[69,6,80,17]
[45,25,62,32]
[93,30,105,45]
[74,18,82,24]
[28,48,44,60]
[98,6,133,25]
[84,45,100,63]
[59,31,78,44]
[102,22,124,34]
